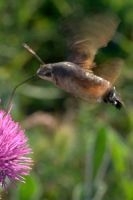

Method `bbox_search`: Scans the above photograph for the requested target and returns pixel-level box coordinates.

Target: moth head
[37,64,53,82]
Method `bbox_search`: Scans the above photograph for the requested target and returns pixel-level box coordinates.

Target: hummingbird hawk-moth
[24,13,124,109]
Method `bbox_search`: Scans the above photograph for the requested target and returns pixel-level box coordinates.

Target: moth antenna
[23,43,45,65]
[6,74,36,113]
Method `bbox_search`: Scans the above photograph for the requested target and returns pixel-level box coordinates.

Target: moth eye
[45,71,52,77]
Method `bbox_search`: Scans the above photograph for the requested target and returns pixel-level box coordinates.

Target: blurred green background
[0,0,133,199]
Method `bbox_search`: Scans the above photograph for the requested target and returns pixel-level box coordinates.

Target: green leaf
[93,127,107,178]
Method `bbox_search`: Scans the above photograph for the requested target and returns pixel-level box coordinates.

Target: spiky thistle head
[0,110,33,188]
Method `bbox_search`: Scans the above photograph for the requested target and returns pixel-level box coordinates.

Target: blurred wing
[93,58,124,85]
[63,13,119,70]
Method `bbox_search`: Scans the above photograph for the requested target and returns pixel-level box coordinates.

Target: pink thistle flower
[0,110,33,188]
